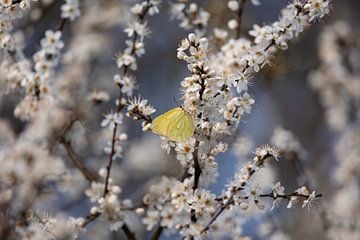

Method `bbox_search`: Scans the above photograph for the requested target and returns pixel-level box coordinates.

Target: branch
[59,137,98,182]
[201,153,274,233]
[150,225,164,240]
[192,140,201,191]
[259,192,322,200]
[236,0,247,38]
[122,224,137,240]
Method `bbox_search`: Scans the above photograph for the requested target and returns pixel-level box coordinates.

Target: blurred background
[1,0,360,239]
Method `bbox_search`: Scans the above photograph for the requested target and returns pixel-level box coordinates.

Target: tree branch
[59,137,98,182]
[192,140,201,191]
[236,0,247,38]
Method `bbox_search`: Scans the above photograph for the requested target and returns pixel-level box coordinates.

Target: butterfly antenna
[173,95,180,107]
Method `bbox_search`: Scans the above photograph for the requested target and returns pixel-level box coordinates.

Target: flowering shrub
[2,0,358,240]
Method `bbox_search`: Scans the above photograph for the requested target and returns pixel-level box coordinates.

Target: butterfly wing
[151,108,195,142]
[152,108,183,137]
[183,112,195,140]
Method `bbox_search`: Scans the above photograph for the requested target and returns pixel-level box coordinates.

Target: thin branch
[122,224,137,240]
[259,192,323,199]
[56,18,68,32]
[236,0,247,38]
[82,212,101,228]
[59,137,98,182]
[150,225,164,240]
[201,153,274,233]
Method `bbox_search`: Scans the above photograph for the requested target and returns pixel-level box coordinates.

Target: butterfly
[151,107,195,142]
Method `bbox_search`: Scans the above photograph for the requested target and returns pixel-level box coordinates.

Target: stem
[122,224,137,240]
[59,137,98,182]
[56,18,67,32]
[150,225,164,240]
[103,116,120,196]
[259,192,322,199]
[236,0,247,38]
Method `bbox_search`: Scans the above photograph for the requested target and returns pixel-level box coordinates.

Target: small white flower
[228,1,239,11]
[228,19,238,30]
[40,30,64,51]
[214,28,228,40]
[61,0,80,21]
[116,53,137,70]
[271,182,285,197]
[101,112,123,128]
[114,74,136,96]
[302,191,316,209]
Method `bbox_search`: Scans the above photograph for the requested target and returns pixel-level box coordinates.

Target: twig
[201,153,274,233]
[259,192,323,199]
[122,224,137,240]
[56,18,67,32]
[59,137,98,182]
[236,0,247,38]
[150,225,164,240]
[82,212,101,227]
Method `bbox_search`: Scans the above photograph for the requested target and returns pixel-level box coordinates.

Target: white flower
[1,0,12,7]
[124,21,150,39]
[254,144,280,161]
[88,90,110,103]
[85,182,105,202]
[228,19,238,30]
[302,191,316,209]
[148,0,161,16]
[304,0,330,22]
[127,96,156,117]
[175,138,196,163]
[214,28,228,40]
[271,182,285,197]
[249,24,271,44]
[114,74,136,96]
[131,3,143,15]
[251,0,261,6]
[143,210,159,230]
[40,30,64,51]
[230,71,252,93]
[61,0,80,21]
[228,1,239,11]
[160,207,176,228]
[125,39,145,57]
[101,112,123,128]
[116,53,137,70]
[180,223,204,240]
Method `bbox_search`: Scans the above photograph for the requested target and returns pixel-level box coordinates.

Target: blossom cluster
[308,21,360,240]
[170,0,210,35]
[0,0,335,239]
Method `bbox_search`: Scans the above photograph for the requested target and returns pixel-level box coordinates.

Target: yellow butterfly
[151,107,195,142]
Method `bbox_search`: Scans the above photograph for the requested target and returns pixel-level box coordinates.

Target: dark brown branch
[82,212,101,227]
[192,140,201,191]
[103,110,121,196]
[59,137,98,182]
[150,225,164,240]
[259,192,322,199]
[122,224,137,240]
[236,0,247,38]
[56,18,68,32]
